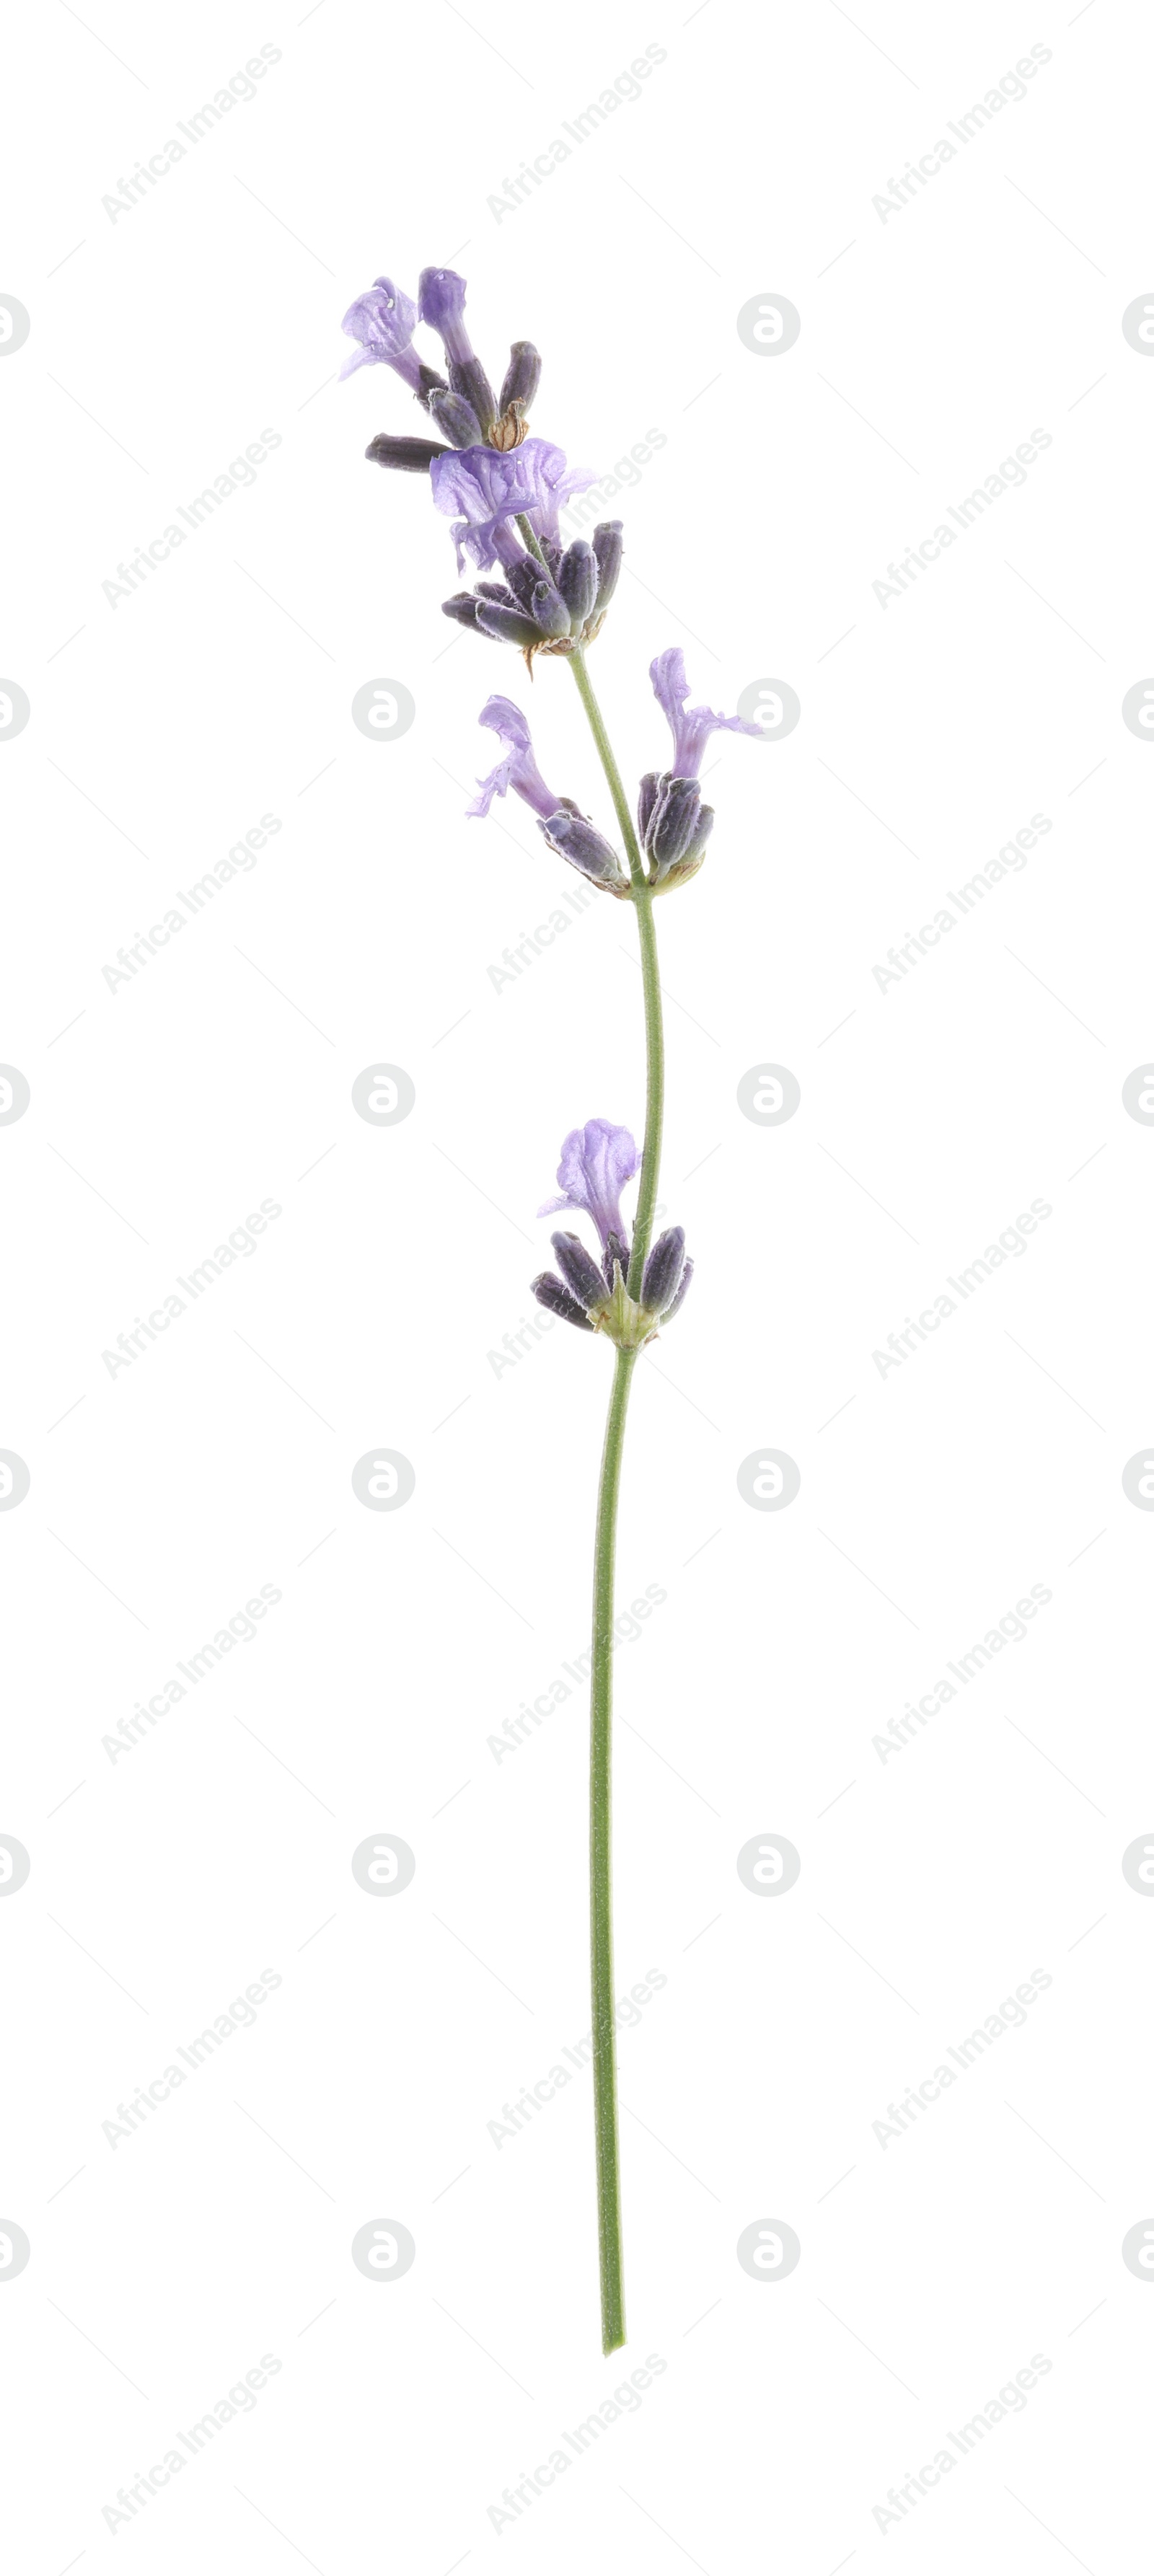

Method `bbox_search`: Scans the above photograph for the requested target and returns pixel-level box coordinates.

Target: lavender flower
[538,1119,641,1250]
[340,278,431,396]
[418,267,497,439]
[466,697,559,820]
[650,645,760,777]
[636,771,715,892]
[539,810,630,896]
[431,439,598,574]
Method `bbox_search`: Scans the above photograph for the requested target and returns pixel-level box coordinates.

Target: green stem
[589,1341,636,2352]
[567,646,664,1297]
[563,640,667,2353]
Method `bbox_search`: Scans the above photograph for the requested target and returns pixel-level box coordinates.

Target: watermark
[873,1200,1052,1379]
[871,44,1054,222]
[736,2219,801,2278]
[485,1968,667,2145]
[101,46,283,221]
[351,1834,415,1895]
[102,1203,283,1379]
[872,815,1053,994]
[102,1584,283,1763]
[871,2352,1052,2535]
[0,298,30,355]
[351,1449,415,1510]
[100,2351,283,2534]
[351,2219,416,2280]
[871,1583,1053,1765]
[351,679,415,740]
[100,431,283,609]
[737,1064,801,1124]
[736,296,801,356]
[557,427,668,539]
[488,875,599,994]
[485,1584,666,1762]
[0,680,30,738]
[488,1306,556,1377]
[736,1449,801,1509]
[0,1837,30,1894]
[871,1968,1052,2148]
[102,816,282,993]
[871,430,1052,610]
[487,47,668,220]
[486,2354,668,2533]
[101,1970,283,2147]
[736,1834,801,1895]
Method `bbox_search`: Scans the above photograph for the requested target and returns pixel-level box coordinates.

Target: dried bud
[490,400,529,451]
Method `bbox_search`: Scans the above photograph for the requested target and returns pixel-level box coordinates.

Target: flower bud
[427,389,483,449]
[648,775,702,872]
[532,1271,594,1330]
[499,341,542,415]
[641,1226,686,1315]
[530,576,572,640]
[661,1256,693,1320]
[449,355,497,440]
[636,771,661,842]
[558,539,598,630]
[551,1230,609,1313]
[602,1229,630,1289]
[539,812,630,894]
[592,520,623,609]
[475,600,546,648]
[441,591,483,629]
[365,431,449,472]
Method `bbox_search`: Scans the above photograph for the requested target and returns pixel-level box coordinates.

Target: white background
[3,1,1153,2566]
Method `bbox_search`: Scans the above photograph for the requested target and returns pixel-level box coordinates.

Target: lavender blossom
[538,1119,641,1250]
[466,697,559,820]
[431,438,598,574]
[418,267,496,438]
[340,278,431,396]
[650,645,760,777]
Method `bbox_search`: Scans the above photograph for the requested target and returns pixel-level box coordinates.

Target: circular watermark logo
[351,1834,415,1897]
[737,1449,801,1511]
[352,679,415,741]
[736,679,801,741]
[351,2219,415,2280]
[736,1834,801,1897]
[0,1068,30,1126]
[1122,1067,1154,1124]
[1122,1451,1154,1510]
[0,1453,30,1512]
[737,1065,801,1126]
[1122,1836,1154,1894]
[0,683,30,743]
[0,1837,30,1897]
[1122,2220,1154,2278]
[0,2223,30,2281]
[1122,297,1154,355]
[736,294,801,357]
[351,1064,416,1126]
[736,2219,801,2281]
[352,1449,415,1512]
[1122,681,1154,738]
[0,299,30,357]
